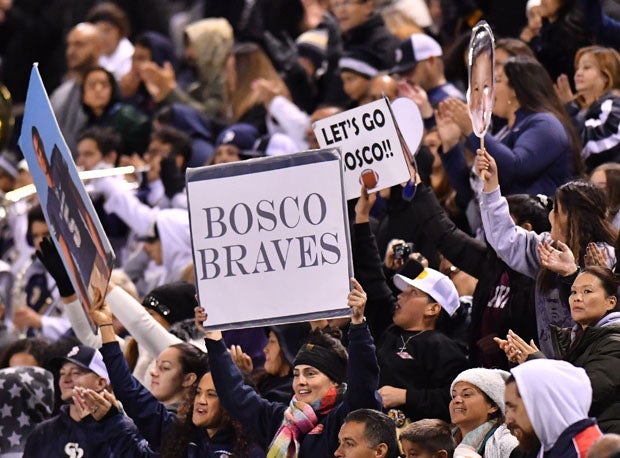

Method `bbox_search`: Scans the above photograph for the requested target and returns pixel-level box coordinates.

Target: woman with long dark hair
[91,299,262,457]
[437,56,583,204]
[475,148,617,358]
[81,66,151,155]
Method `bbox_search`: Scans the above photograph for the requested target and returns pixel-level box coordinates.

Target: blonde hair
[381,6,423,40]
[574,46,620,107]
[228,43,290,122]
[110,268,139,300]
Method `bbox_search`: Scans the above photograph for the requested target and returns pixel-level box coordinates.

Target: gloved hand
[159,156,185,199]
[263,31,298,73]
[35,237,75,298]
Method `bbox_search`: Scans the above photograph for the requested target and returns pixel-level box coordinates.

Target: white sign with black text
[312,98,411,200]
[186,150,353,330]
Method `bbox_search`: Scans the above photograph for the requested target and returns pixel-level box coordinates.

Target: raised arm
[476,148,546,278]
[411,182,487,276]
[341,279,382,412]
[195,307,285,448]
[352,187,397,341]
[92,299,176,450]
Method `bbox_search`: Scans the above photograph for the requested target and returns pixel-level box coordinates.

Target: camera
[393,242,414,260]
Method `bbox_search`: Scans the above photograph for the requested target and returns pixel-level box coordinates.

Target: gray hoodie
[511,359,592,455]
[480,187,616,356]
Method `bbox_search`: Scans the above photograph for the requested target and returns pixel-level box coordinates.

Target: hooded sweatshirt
[546,312,620,433]
[511,359,602,457]
[167,103,215,167]
[164,18,234,120]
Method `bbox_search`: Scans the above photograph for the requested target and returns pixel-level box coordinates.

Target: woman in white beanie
[450,368,518,458]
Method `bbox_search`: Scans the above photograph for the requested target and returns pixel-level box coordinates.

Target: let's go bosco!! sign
[186,150,352,330]
[312,97,411,200]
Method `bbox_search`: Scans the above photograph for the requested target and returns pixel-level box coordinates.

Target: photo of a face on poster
[467,21,495,139]
[19,65,115,332]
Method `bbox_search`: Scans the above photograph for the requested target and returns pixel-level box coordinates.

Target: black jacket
[352,221,468,421]
[548,320,620,433]
[378,326,468,421]
[341,14,400,70]
[409,184,539,368]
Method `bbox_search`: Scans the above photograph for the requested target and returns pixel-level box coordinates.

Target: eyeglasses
[144,295,170,316]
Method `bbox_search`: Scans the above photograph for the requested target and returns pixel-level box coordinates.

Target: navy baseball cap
[52,345,110,384]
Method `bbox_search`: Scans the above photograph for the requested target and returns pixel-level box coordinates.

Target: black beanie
[142,281,196,326]
[269,322,312,366]
[293,342,347,384]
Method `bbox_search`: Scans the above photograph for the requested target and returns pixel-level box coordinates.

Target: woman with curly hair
[159,369,260,457]
[91,299,262,457]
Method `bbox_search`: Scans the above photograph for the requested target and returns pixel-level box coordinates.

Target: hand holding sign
[348,278,367,325]
[187,150,353,330]
[194,306,223,340]
[475,148,499,192]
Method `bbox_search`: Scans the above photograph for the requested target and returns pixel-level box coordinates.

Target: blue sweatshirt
[100,341,263,457]
[442,109,573,203]
[23,404,149,457]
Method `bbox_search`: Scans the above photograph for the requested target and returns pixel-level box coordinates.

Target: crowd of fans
[0,0,620,456]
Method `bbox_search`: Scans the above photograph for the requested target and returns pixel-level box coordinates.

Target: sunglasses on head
[144,295,171,317]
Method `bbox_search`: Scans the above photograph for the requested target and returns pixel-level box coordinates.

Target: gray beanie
[450,368,511,414]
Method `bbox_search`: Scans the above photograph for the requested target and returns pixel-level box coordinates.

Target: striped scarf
[266,384,345,458]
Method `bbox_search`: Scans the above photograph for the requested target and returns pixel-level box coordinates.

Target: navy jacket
[205,322,381,457]
[443,109,573,201]
[100,341,263,457]
[23,404,148,457]
[543,418,602,457]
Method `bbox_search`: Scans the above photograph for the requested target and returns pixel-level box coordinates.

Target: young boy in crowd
[400,419,456,458]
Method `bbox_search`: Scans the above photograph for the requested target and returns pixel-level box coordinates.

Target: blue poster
[18,65,115,330]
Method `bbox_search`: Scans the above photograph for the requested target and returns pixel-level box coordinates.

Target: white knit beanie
[526,0,541,13]
[450,368,511,414]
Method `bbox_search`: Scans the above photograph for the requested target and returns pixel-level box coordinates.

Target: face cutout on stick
[467,21,495,140]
